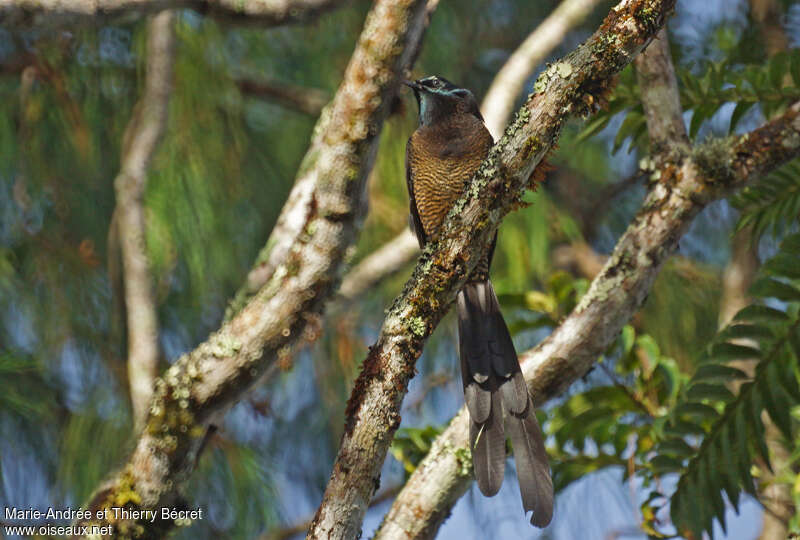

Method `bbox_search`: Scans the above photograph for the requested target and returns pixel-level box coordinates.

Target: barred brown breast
[406,114,493,243]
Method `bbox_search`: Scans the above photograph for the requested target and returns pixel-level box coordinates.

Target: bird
[403,75,554,527]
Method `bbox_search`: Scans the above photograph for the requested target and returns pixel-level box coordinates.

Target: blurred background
[1,0,799,538]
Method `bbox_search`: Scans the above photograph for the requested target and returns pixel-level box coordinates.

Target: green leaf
[729,101,755,133]
[674,402,719,420]
[613,110,645,153]
[693,364,749,383]
[709,342,761,362]
[734,304,790,324]
[650,454,684,473]
[750,277,800,303]
[717,323,774,343]
[687,382,735,403]
[665,419,706,437]
[658,437,695,457]
[762,359,794,439]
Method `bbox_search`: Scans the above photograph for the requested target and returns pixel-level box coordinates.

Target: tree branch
[76,1,433,537]
[337,229,419,302]
[308,1,677,538]
[0,0,352,31]
[113,10,176,432]
[374,44,800,540]
[633,28,687,157]
[236,76,330,116]
[481,0,606,139]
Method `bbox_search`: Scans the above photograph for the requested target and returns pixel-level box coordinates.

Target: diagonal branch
[481,0,606,139]
[114,10,176,432]
[374,56,800,540]
[76,1,434,537]
[0,0,351,31]
[307,1,676,538]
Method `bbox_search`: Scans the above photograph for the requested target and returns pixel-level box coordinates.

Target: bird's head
[404,76,482,126]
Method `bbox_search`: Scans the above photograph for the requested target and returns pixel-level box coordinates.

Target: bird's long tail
[456,280,554,527]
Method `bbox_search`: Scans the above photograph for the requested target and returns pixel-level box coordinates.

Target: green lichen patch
[408,316,426,337]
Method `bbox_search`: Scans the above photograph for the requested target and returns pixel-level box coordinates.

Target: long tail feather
[457,279,553,526]
[507,397,554,527]
[470,389,505,496]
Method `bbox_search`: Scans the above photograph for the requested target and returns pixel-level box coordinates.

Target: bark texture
[0,0,351,30]
[114,11,176,432]
[374,38,800,540]
[308,1,677,538]
[633,28,687,157]
[76,1,432,537]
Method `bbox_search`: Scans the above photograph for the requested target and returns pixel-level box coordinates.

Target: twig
[236,77,330,116]
[113,11,176,432]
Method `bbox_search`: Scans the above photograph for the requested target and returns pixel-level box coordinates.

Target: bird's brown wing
[405,137,427,248]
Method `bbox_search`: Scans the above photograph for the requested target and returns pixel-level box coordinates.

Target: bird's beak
[403,79,422,90]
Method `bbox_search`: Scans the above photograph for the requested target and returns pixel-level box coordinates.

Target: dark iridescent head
[404,76,483,126]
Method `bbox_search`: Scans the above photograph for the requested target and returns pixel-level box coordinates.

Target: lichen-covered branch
[76,1,432,537]
[0,0,351,31]
[374,96,800,540]
[481,0,605,139]
[307,2,676,538]
[114,11,176,432]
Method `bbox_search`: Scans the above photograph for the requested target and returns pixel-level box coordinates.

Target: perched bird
[403,75,553,527]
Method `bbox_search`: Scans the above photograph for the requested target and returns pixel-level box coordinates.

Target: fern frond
[651,232,800,539]
[731,160,800,240]
[579,50,800,151]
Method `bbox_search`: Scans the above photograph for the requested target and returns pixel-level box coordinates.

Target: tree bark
[113,10,176,432]
[308,1,677,538]
[0,0,352,31]
[76,1,433,537]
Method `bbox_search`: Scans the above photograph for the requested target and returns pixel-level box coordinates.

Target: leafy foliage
[580,50,800,152]
[731,159,800,240]
[546,326,685,494]
[651,232,800,539]
[390,425,442,475]
[543,234,800,539]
